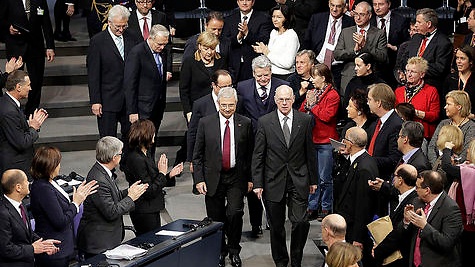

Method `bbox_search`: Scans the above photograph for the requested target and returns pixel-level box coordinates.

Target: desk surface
[77,219,223,267]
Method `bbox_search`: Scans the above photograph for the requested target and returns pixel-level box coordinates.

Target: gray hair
[252,55,272,72]
[217,87,238,102]
[296,50,316,65]
[347,127,367,148]
[108,5,130,21]
[400,121,424,148]
[96,136,123,164]
[416,8,438,28]
[150,24,169,39]
[357,1,372,13]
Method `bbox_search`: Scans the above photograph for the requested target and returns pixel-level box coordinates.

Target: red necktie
[349,0,355,10]
[20,204,28,227]
[471,34,475,47]
[418,37,427,57]
[368,119,381,156]
[222,120,230,171]
[413,203,431,267]
[142,17,149,40]
[360,29,366,38]
[324,19,337,69]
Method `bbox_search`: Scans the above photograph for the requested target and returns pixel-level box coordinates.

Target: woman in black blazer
[30,146,97,267]
[125,119,183,235]
[179,31,228,122]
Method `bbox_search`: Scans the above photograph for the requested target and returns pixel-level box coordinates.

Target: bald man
[373,164,418,267]
[321,214,347,248]
[0,169,60,267]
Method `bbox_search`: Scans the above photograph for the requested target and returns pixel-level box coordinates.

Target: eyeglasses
[115,153,123,157]
[353,12,369,17]
[220,103,236,109]
[398,134,405,139]
[342,138,354,144]
[404,69,420,75]
[110,22,128,30]
[216,84,233,89]
[136,0,152,4]
[276,98,292,103]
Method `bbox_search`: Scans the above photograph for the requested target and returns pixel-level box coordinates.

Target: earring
[358,111,362,116]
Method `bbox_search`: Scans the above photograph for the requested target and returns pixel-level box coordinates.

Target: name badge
[460,17,467,23]
[37,7,44,16]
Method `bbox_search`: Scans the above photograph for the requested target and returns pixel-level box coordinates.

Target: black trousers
[246,190,263,227]
[266,176,310,267]
[97,108,130,168]
[54,0,72,37]
[130,211,161,236]
[205,169,245,255]
[22,55,45,116]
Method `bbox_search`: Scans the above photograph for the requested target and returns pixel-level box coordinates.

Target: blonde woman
[326,241,361,267]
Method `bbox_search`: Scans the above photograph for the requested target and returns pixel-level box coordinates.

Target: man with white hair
[193,87,253,267]
[88,5,140,140]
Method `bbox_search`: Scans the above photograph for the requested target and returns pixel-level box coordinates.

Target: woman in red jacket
[395,56,440,149]
[299,63,340,220]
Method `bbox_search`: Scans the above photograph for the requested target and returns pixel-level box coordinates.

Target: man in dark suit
[88,5,140,140]
[193,87,254,267]
[367,83,403,217]
[222,0,273,82]
[183,11,231,62]
[396,8,452,93]
[237,55,289,132]
[287,50,316,109]
[252,85,317,267]
[0,71,48,180]
[304,0,354,89]
[77,136,148,259]
[128,0,168,41]
[237,55,288,237]
[398,170,463,267]
[187,70,233,163]
[334,1,388,94]
[373,164,418,267]
[336,126,378,267]
[124,24,170,156]
[0,0,55,116]
[0,169,60,267]
[371,0,410,88]
[369,121,430,217]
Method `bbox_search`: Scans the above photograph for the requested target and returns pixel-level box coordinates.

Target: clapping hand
[128,180,149,201]
[72,180,98,206]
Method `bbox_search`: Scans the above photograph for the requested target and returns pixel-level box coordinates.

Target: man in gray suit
[252,85,317,267]
[334,1,387,94]
[399,170,463,267]
[77,136,148,259]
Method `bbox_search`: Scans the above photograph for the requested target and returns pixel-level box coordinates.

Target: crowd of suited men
[1,0,475,267]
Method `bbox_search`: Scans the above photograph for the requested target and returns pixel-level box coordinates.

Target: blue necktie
[154,53,162,78]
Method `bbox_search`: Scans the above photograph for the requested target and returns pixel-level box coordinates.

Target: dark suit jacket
[335,151,378,244]
[0,197,40,267]
[127,9,173,72]
[179,56,228,114]
[0,0,54,60]
[368,111,403,180]
[374,190,418,267]
[398,31,453,90]
[222,9,272,81]
[463,32,473,47]
[407,149,431,174]
[128,8,168,40]
[183,34,231,63]
[30,179,77,260]
[334,25,388,91]
[303,12,354,53]
[124,41,169,121]
[397,192,463,267]
[236,77,289,132]
[125,148,175,213]
[87,29,140,112]
[252,110,317,202]
[192,113,254,197]
[77,162,135,254]
[187,94,218,162]
[0,94,39,177]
